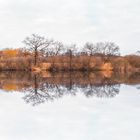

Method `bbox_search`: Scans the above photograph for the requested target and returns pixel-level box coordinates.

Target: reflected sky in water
[0,85,140,140]
[0,72,140,140]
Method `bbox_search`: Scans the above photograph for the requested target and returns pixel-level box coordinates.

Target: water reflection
[0,71,140,106]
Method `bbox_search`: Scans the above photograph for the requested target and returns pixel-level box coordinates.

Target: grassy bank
[0,48,140,72]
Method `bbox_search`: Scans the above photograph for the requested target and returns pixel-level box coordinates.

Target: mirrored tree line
[1,71,140,106]
[22,74,120,106]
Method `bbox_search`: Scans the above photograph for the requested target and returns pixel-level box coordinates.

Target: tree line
[0,34,139,72]
[23,34,120,66]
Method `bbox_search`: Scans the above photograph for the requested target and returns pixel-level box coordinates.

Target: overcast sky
[0,0,140,54]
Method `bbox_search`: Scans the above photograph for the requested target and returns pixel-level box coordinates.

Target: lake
[0,71,140,140]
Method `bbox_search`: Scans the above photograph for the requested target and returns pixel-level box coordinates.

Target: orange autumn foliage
[2,49,19,57]
[3,83,19,91]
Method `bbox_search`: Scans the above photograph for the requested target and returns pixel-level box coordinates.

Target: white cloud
[0,0,140,54]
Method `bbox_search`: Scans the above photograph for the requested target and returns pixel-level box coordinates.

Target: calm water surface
[0,72,140,140]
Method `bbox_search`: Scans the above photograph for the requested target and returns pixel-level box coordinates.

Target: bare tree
[83,42,98,56]
[95,42,120,62]
[95,42,120,55]
[23,34,53,65]
[49,41,64,56]
[66,44,77,70]
[83,42,98,70]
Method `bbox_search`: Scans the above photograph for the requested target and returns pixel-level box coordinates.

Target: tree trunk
[34,48,38,66]
[69,50,72,70]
